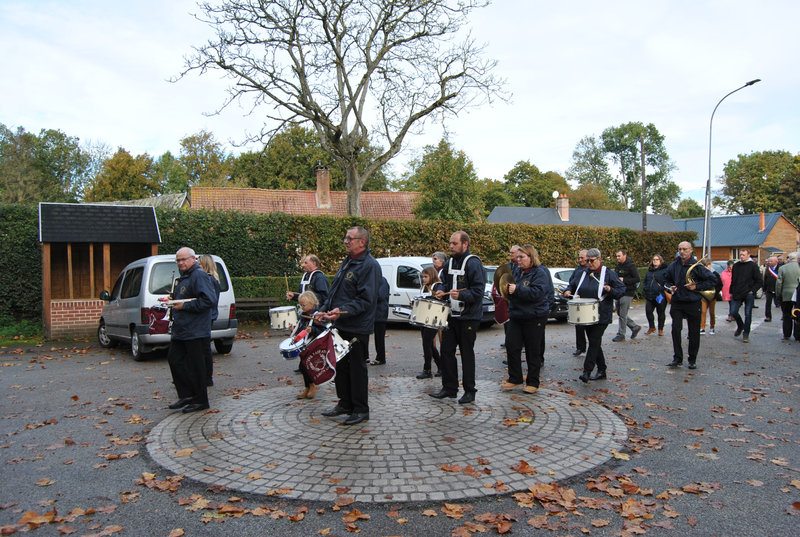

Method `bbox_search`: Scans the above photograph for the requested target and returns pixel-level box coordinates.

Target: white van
[376,256,495,325]
[97,254,238,360]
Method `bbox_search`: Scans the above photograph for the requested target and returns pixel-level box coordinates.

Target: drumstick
[284,273,290,293]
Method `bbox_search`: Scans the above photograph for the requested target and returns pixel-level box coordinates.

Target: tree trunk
[344,163,362,217]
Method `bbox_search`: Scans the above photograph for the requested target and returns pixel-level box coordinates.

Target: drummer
[287,254,330,305]
[563,248,625,383]
[415,267,444,379]
[500,244,553,394]
[291,291,325,399]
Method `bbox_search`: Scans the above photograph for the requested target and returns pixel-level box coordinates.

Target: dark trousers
[645,297,667,330]
[582,323,608,374]
[506,316,547,387]
[203,338,214,385]
[421,327,441,372]
[764,291,777,320]
[440,318,479,395]
[373,322,387,362]
[781,301,799,340]
[574,325,586,353]
[731,293,755,335]
[300,361,312,388]
[670,300,701,364]
[167,337,209,407]
[334,330,369,414]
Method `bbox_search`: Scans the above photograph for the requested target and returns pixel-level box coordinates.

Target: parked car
[376,256,495,326]
[97,254,238,360]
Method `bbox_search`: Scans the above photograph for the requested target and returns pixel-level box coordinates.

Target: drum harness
[447,254,477,316]
[575,266,607,299]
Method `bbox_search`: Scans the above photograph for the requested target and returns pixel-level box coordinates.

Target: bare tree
[182,0,505,215]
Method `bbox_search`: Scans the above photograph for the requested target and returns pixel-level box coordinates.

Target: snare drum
[269,306,298,330]
[409,297,450,329]
[278,335,307,359]
[568,298,600,326]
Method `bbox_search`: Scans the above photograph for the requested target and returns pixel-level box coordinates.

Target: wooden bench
[235,297,282,320]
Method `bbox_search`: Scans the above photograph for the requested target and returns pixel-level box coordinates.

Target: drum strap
[299,270,320,293]
[447,255,476,288]
[576,266,606,299]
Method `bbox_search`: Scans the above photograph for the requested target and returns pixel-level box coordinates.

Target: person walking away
[730,249,763,343]
[762,256,779,322]
[612,249,642,342]
[198,255,220,386]
[643,255,668,336]
[370,276,390,365]
[776,252,800,341]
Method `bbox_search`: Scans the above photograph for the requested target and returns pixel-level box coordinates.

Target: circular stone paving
[148,378,627,503]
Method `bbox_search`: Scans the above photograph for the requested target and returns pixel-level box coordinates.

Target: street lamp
[702,78,761,260]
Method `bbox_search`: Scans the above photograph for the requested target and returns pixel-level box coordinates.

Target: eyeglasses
[678,247,692,251]
[344,235,364,242]
[586,257,598,263]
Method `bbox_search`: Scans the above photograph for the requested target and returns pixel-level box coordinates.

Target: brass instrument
[686,258,717,303]
[792,308,800,319]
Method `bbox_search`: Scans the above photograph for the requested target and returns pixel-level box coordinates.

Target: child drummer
[289,291,325,399]
[415,266,445,380]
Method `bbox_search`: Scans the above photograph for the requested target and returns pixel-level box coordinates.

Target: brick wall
[47,299,104,339]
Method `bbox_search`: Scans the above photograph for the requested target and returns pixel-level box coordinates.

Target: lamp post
[702,79,761,260]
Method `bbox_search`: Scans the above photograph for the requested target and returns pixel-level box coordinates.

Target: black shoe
[168,397,193,409]
[322,405,351,417]
[342,412,369,426]
[590,370,607,380]
[429,390,457,399]
[416,371,432,379]
[765,318,772,322]
[458,392,475,404]
[182,403,209,413]
[500,343,506,348]
[666,360,682,367]
[687,363,697,369]
[734,327,743,337]
[630,326,642,339]
[294,367,302,373]
[572,349,585,356]
[578,372,589,383]
[502,360,508,365]
[611,335,625,342]
[434,370,442,377]
[206,379,214,387]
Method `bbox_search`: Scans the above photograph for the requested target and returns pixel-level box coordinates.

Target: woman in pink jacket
[720,260,735,321]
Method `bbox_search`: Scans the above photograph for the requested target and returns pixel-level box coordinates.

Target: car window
[215,261,229,292]
[397,265,421,289]
[485,268,496,285]
[120,267,144,299]
[553,270,574,282]
[110,273,124,300]
[149,262,179,295]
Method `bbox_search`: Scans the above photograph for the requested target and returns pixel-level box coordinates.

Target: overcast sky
[2,0,798,202]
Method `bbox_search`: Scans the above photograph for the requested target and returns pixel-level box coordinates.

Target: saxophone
[686,258,717,302]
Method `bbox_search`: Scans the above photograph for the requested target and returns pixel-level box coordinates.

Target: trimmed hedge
[0,204,695,322]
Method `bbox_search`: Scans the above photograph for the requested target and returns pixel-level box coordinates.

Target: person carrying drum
[500,244,553,394]
[563,248,625,383]
[430,231,486,405]
[286,254,330,305]
[568,250,589,356]
[291,291,325,399]
[318,226,381,426]
[415,266,444,379]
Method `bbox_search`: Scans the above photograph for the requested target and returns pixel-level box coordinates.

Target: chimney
[315,165,331,209]
[759,212,765,232]
[556,193,570,222]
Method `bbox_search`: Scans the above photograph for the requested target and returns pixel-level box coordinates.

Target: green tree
[570,183,624,210]
[476,178,518,217]
[503,160,570,208]
[777,156,800,226]
[183,0,503,216]
[179,130,237,188]
[0,123,92,203]
[84,148,159,201]
[412,139,482,222]
[713,150,797,218]
[600,122,679,213]
[671,198,705,219]
[152,151,189,194]
[566,135,615,198]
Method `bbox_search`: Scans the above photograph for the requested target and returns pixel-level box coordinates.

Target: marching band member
[415,267,444,379]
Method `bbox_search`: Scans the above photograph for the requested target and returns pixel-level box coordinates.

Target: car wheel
[97,321,116,348]
[130,328,147,361]
[214,339,233,354]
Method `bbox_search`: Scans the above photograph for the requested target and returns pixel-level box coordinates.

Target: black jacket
[730,260,763,300]
[440,249,486,321]
[615,257,640,297]
[568,266,626,325]
[643,265,668,301]
[375,277,390,324]
[292,270,330,305]
[763,265,778,294]
[663,256,715,303]
[171,263,216,341]
[322,249,382,335]
[508,265,553,320]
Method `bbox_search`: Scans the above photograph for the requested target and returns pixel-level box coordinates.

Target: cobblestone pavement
[148,377,626,502]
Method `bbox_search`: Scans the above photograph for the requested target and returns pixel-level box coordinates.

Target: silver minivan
[97,254,238,360]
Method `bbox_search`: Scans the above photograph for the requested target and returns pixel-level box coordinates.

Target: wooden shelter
[38,203,161,338]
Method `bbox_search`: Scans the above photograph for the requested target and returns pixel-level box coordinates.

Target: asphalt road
[1,303,798,536]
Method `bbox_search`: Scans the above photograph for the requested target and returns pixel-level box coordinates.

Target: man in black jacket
[319,226,382,426]
[286,254,330,305]
[762,256,779,322]
[730,249,763,343]
[568,250,589,355]
[431,231,486,404]
[612,249,642,342]
[663,242,715,369]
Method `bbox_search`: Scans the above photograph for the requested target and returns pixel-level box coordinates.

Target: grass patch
[0,316,43,345]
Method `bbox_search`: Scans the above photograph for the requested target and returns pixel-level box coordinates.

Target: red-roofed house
[191,167,420,219]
